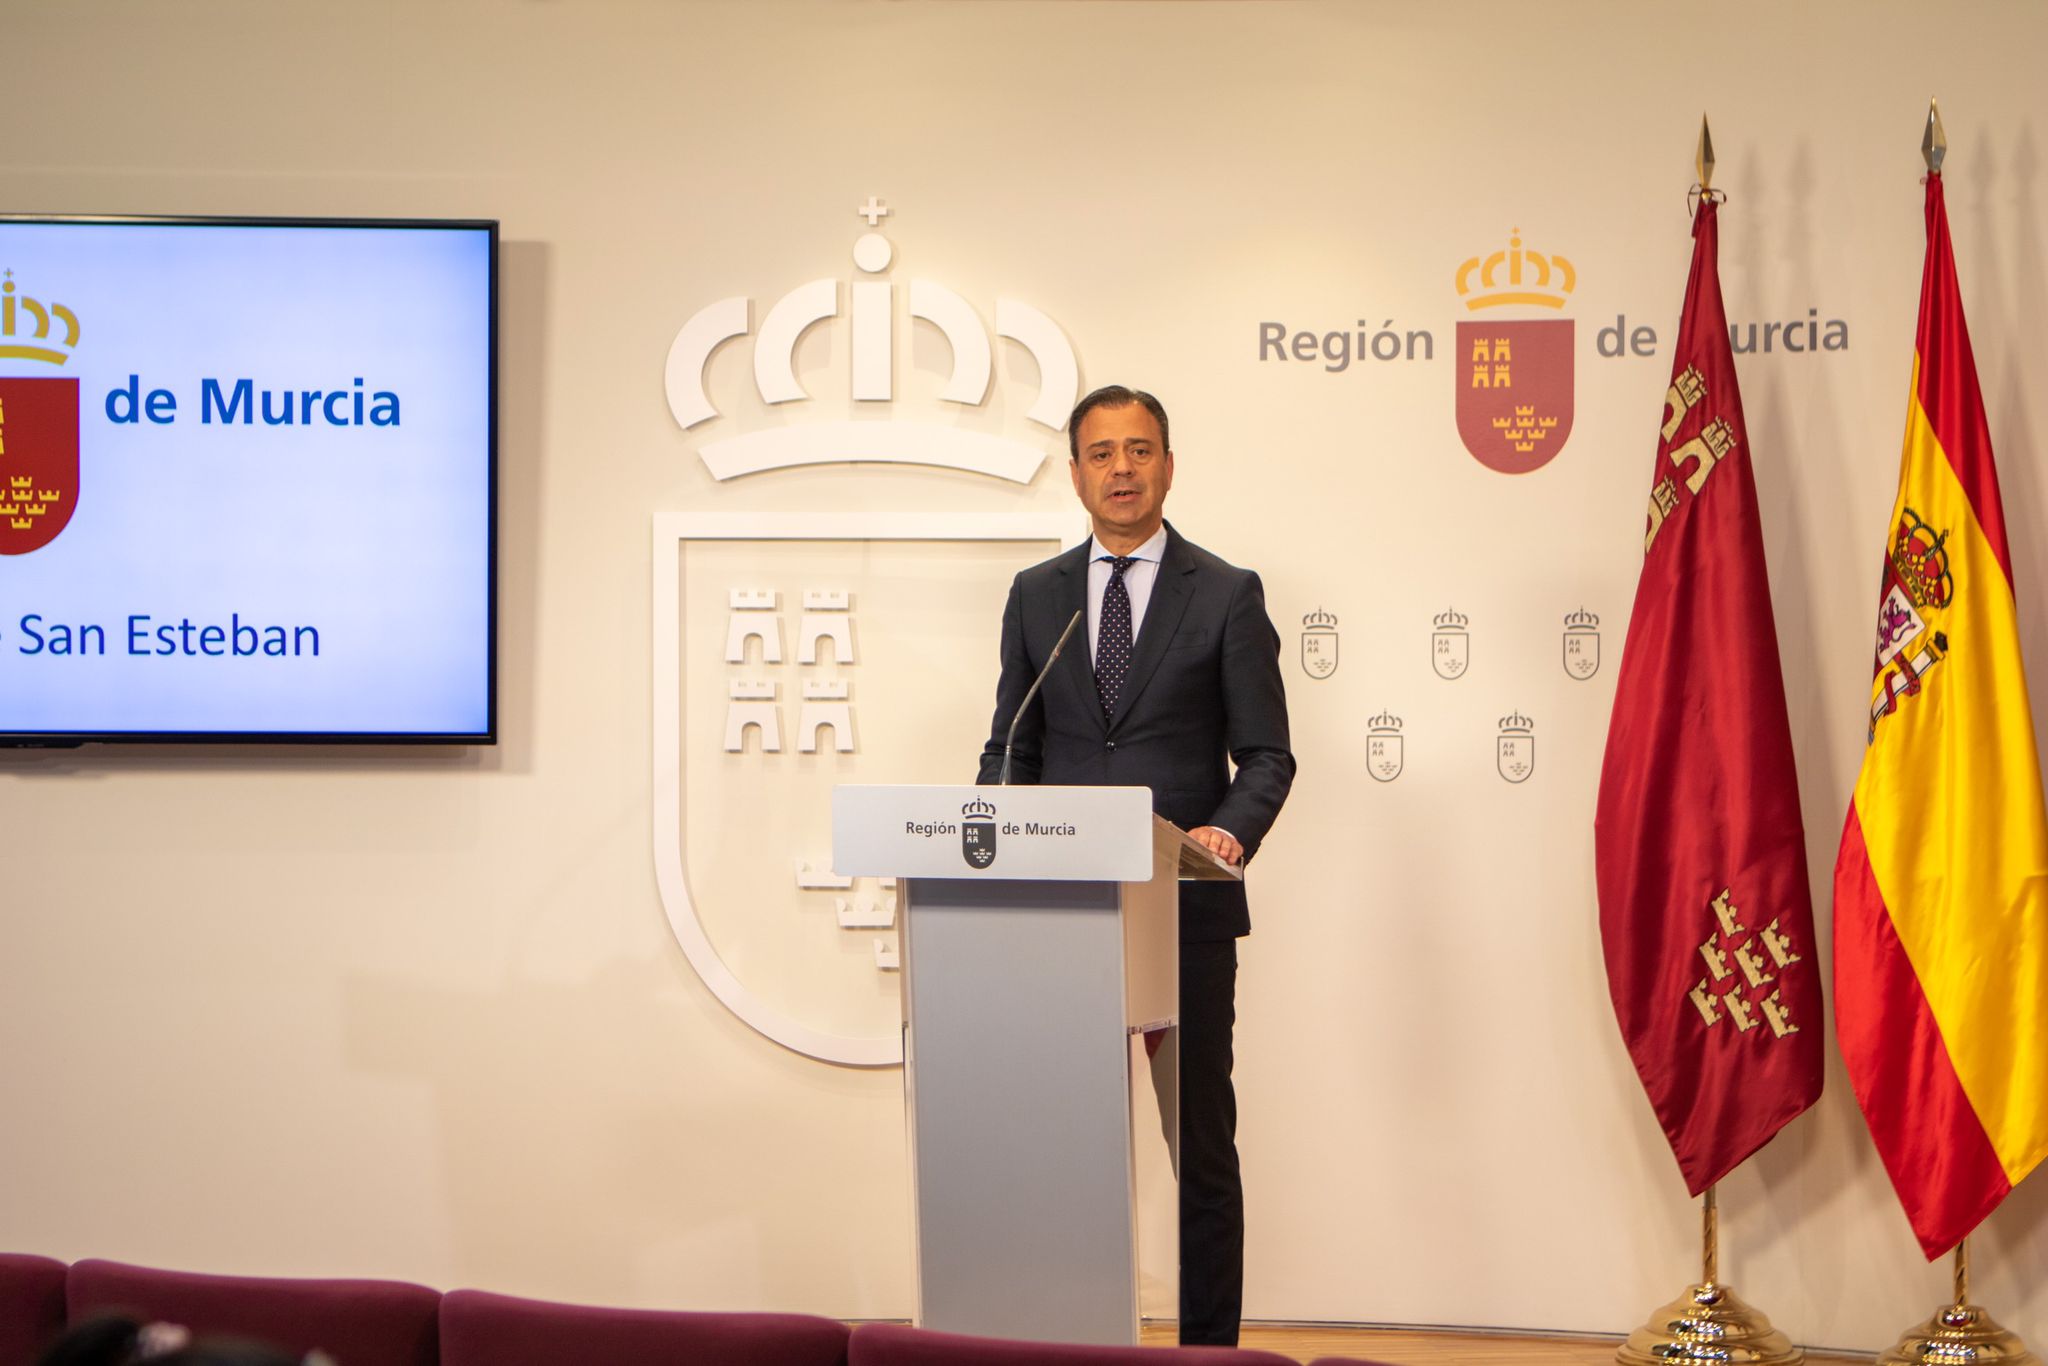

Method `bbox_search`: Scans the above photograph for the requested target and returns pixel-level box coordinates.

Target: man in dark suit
[976,384,1294,1347]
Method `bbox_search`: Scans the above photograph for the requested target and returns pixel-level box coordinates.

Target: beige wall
[6,0,2048,1349]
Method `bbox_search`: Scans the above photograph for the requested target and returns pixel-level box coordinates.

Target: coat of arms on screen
[0,271,83,555]
[1453,231,1575,475]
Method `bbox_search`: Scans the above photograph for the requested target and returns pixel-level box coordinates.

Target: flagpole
[1703,1184,1717,1286]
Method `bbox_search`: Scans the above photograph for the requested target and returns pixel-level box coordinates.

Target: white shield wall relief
[1432,608,1470,680]
[1497,711,1535,783]
[1366,711,1404,782]
[1562,608,1600,680]
[653,513,1076,1067]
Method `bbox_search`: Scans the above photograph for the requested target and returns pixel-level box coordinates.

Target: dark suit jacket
[976,524,1295,941]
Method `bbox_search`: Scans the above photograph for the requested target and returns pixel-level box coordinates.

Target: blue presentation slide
[0,220,493,738]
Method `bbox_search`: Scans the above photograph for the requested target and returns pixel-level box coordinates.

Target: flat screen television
[0,215,496,744]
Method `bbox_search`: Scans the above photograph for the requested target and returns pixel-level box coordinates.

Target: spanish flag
[1833,169,2048,1258]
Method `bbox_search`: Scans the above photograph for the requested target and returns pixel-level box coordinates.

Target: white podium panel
[832,784,1154,881]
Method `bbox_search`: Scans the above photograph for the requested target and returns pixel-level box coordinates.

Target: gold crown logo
[1,270,81,366]
[1455,231,1576,312]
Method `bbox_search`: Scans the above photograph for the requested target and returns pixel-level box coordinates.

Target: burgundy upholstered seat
[439,1288,851,1366]
[67,1258,439,1366]
[849,1323,1300,1366]
[0,1254,68,1366]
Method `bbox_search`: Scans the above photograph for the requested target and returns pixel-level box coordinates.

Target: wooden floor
[1136,1322,1871,1365]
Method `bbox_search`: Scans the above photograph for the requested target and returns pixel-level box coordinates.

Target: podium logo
[0,270,84,556]
[961,796,998,869]
[664,197,1080,485]
[1453,230,1576,475]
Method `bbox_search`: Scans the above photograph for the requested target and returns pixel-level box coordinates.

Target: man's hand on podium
[1187,826,1243,865]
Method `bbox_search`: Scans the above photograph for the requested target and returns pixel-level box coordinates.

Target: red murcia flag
[1454,319,1574,474]
[1593,198,1823,1194]
[0,377,80,555]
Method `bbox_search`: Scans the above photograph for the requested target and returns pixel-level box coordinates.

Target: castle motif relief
[721,587,858,755]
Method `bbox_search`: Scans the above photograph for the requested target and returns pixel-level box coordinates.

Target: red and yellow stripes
[1834,172,2048,1258]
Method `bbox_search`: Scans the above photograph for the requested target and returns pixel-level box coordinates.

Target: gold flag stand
[1617,1187,1803,1366]
[1877,1239,2040,1366]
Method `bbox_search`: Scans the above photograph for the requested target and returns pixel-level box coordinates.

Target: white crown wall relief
[664,197,1081,483]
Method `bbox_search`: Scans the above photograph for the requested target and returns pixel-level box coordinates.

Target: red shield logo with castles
[1454,320,1573,474]
[0,378,80,555]
[1452,229,1577,475]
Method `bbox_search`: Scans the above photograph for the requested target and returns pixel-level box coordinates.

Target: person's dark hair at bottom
[37,1315,318,1366]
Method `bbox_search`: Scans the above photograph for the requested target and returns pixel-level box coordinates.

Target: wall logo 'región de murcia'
[1454,231,1575,476]
[0,270,83,556]
[652,199,1085,1068]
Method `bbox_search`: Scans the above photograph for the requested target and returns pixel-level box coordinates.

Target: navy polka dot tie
[1095,556,1136,718]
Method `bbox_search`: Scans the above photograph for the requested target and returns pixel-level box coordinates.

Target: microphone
[1000,608,1084,786]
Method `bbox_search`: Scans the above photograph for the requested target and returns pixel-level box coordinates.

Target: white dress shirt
[1085,525,1168,662]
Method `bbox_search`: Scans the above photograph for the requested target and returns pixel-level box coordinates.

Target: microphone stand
[999,609,1083,785]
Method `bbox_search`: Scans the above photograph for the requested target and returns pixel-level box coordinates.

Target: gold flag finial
[1697,114,1716,191]
[1924,98,1947,174]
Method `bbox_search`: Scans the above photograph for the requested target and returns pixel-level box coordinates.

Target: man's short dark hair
[1067,385,1170,462]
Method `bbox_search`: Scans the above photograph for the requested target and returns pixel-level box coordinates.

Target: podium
[833,785,1241,1346]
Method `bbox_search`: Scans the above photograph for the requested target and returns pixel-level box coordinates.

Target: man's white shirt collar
[1087,525,1168,565]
